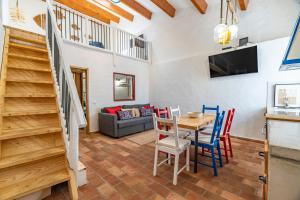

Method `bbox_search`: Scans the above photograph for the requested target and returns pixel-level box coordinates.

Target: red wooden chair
[154,107,170,140]
[220,108,235,163]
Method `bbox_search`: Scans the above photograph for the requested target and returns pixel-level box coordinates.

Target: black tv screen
[209,46,258,78]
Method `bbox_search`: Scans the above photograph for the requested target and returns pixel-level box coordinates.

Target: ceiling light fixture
[214,0,238,45]
[111,0,121,3]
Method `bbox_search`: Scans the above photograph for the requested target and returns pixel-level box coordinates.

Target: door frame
[71,66,90,134]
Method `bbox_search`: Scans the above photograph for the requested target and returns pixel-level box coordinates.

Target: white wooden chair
[169,106,191,138]
[169,106,181,118]
[152,113,191,185]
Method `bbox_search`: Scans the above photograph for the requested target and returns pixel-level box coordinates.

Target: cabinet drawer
[269,156,300,200]
[268,120,300,151]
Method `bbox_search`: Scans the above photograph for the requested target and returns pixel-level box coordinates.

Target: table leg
[194,130,199,173]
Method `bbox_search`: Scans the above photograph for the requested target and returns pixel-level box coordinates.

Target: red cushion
[143,105,154,111]
[105,106,122,115]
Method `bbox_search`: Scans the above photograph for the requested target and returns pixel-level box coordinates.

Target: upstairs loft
[2,0,152,64]
[51,1,152,63]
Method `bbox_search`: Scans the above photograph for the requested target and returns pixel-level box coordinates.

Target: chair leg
[153,146,159,176]
[211,146,218,176]
[201,147,204,156]
[217,142,223,167]
[228,135,233,157]
[173,154,179,185]
[223,139,229,164]
[186,146,190,171]
[168,153,171,165]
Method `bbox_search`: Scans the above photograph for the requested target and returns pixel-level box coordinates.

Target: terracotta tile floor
[45,132,264,200]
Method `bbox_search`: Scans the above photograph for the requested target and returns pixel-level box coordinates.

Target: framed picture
[113,73,135,101]
[274,83,300,108]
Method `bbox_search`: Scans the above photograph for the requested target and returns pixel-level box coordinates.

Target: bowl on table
[187,112,203,118]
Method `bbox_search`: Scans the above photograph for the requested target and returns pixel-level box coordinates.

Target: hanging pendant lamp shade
[214,23,227,43]
[228,24,238,40]
[214,0,238,45]
[111,0,121,3]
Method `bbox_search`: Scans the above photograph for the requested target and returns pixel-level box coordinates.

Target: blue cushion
[117,110,134,120]
[89,41,105,49]
[140,108,153,117]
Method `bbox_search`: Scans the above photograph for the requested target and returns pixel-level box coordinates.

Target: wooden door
[71,67,89,134]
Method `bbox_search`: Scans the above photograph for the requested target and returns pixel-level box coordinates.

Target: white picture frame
[274,84,300,108]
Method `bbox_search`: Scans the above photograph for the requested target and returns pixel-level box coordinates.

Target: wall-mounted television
[208,46,258,78]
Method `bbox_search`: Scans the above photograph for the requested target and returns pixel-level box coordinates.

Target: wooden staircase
[0,28,78,199]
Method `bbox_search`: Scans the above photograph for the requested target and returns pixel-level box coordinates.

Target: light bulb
[228,24,238,40]
[214,24,227,44]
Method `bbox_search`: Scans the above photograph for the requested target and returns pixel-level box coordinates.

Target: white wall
[4,0,45,35]
[62,42,150,132]
[144,0,300,64]
[143,0,300,140]
[150,38,300,140]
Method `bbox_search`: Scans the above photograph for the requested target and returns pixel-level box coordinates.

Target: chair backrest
[169,106,181,118]
[222,108,235,136]
[210,111,226,144]
[155,107,169,130]
[202,105,220,115]
[155,107,169,119]
[153,113,180,148]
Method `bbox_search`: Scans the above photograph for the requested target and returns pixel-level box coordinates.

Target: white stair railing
[52,1,152,63]
[46,0,87,185]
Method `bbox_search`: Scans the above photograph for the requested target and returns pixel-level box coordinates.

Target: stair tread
[9,42,48,53]
[8,65,51,72]
[0,169,70,200]
[0,147,66,170]
[6,79,53,84]
[1,127,62,140]
[10,34,46,46]
[2,109,58,116]
[8,53,49,62]
[5,93,56,98]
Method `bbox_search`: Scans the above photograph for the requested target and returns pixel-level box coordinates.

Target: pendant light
[214,0,226,44]
[214,0,239,45]
[228,0,238,40]
[111,0,121,3]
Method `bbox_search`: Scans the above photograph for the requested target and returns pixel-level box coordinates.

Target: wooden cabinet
[261,140,269,200]
[264,119,300,200]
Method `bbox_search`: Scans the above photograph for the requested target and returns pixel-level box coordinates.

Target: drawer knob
[259,176,267,184]
[258,152,265,157]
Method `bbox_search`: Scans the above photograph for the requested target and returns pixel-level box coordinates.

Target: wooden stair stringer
[0,27,78,200]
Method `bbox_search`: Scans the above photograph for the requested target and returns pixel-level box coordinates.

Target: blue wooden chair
[187,111,225,176]
[202,105,220,115]
[201,105,220,131]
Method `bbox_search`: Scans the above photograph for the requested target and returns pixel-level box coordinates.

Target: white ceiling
[114,0,221,34]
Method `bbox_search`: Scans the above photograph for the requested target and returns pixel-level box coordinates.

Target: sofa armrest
[99,113,118,138]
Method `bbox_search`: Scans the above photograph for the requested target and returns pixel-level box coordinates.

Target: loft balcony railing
[53,2,152,63]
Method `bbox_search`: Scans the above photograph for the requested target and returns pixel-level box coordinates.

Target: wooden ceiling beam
[151,0,176,17]
[121,0,152,20]
[238,0,249,10]
[75,0,120,23]
[191,0,208,14]
[92,0,134,21]
[55,0,111,24]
